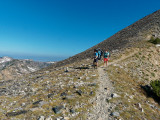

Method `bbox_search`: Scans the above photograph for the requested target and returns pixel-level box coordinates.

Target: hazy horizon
[0,53,68,62]
[0,0,160,62]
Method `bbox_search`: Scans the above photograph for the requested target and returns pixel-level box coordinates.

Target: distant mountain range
[0,56,52,80]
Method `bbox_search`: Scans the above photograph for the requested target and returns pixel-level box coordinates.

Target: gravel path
[87,51,139,120]
[87,67,113,120]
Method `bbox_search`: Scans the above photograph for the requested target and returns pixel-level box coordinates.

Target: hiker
[93,49,98,68]
[97,48,103,60]
[103,50,110,67]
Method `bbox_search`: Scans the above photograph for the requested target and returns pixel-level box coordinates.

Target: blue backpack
[98,50,101,56]
[94,52,98,58]
[98,50,101,58]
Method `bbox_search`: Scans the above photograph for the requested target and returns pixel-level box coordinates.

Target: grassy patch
[148,37,160,44]
[150,80,160,97]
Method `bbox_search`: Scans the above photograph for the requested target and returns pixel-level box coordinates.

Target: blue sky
[0,0,160,61]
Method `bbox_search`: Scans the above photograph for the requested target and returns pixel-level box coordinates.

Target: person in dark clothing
[97,48,103,60]
[93,49,98,68]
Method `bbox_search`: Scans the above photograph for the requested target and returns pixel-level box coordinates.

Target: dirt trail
[87,50,138,120]
[87,67,112,120]
[108,50,138,66]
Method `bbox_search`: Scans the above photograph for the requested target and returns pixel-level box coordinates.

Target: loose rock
[111,93,120,98]
[45,116,52,120]
[6,110,28,117]
[111,112,120,117]
[38,116,45,120]
[52,105,64,114]
[76,90,83,96]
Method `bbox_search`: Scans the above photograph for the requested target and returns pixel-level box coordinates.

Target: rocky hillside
[0,56,51,80]
[0,10,160,120]
[106,42,160,120]
[53,10,160,67]
[0,41,159,120]
[0,59,99,120]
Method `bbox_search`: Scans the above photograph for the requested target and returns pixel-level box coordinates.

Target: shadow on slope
[75,67,90,70]
[140,85,160,105]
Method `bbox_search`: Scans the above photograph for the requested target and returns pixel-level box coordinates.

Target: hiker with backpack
[93,49,98,68]
[103,50,110,67]
[97,48,103,60]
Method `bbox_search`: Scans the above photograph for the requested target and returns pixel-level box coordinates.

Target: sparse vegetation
[107,41,160,119]
[149,37,160,44]
[150,80,160,97]
[0,59,99,119]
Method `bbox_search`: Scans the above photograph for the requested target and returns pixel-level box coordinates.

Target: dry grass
[107,41,160,120]
[0,59,99,119]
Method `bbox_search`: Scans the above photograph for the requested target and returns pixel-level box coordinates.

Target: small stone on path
[111,112,120,117]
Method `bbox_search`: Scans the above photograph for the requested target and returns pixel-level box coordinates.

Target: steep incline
[52,10,160,68]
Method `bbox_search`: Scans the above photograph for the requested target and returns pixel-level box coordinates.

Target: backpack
[109,52,111,57]
[98,50,101,58]
[104,52,110,58]
[101,51,103,56]
[94,52,98,58]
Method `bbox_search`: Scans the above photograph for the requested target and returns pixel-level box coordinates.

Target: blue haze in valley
[0,0,160,62]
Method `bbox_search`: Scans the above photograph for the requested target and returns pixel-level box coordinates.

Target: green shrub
[151,72,155,77]
[150,80,160,97]
[149,37,160,44]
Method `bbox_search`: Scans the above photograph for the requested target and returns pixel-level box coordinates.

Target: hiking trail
[108,50,138,66]
[87,67,112,120]
[87,50,138,120]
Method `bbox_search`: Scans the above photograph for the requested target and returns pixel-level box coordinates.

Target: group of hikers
[93,48,110,68]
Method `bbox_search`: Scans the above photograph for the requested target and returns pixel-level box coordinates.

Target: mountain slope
[106,42,160,119]
[53,10,160,67]
[1,42,159,120]
[0,57,51,80]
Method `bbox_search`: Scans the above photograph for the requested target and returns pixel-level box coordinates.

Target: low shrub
[150,80,160,97]
[149,37,160,44]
